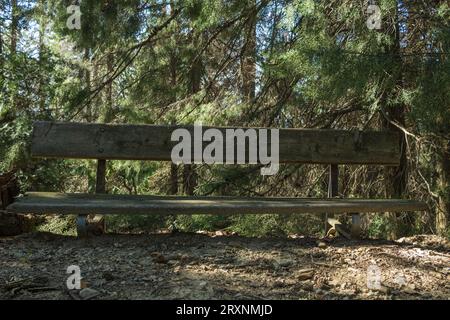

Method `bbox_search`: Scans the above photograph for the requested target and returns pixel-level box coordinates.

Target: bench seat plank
[7,193,428,215]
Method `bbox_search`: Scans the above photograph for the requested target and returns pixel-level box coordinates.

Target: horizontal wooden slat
[7,193,427,215]
[31,121,401,165]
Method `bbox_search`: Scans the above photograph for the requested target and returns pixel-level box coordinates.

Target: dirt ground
[0,232,449,300]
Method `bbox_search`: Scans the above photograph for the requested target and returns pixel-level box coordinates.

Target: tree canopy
[0,0,449,238]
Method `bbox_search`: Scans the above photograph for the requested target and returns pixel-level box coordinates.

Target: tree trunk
[38,0,47,114]
[103,53,115,123]
[10,0,18,56]
[0,172,23,236]
[8,0,19,120]
[84,48,91,121]
[0,13,3,69]
[169,45,178,195]
[183,164,197,196]
[241,0,257,102]
[170,163,178,195]
[183,31,202,196]
[167,2,179,231]
[89,59,99,122]
[436,139,450,235]
[379,2,408,240]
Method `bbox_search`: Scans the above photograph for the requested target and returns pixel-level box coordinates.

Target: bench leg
[94,159,107,236]
[76,214,88,238]
[351,213,361,239]
[325,164,339,235]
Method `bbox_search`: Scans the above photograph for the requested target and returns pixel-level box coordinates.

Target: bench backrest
[31,121,401,165]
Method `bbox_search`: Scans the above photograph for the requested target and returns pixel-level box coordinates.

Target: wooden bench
[5,121,428,238]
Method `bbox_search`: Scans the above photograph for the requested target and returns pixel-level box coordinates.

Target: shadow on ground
[0,232,448,300]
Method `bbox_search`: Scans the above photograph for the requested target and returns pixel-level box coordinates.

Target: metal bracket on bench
[76,214,88,238]
[327,218,351,240]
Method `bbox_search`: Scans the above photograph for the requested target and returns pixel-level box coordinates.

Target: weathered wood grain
[31,121,401,165]
[7,193,428,216]
[95,160,107,194]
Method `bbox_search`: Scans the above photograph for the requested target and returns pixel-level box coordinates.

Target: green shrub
[36,215,77,236]
[106,215,166,234]
[367,215,389,239]
[175,214,231,232]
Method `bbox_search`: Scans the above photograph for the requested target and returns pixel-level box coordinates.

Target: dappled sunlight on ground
[0,233,448,300]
